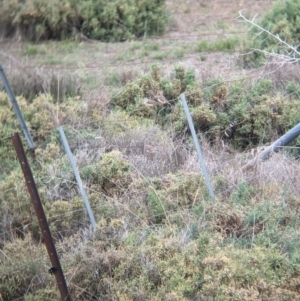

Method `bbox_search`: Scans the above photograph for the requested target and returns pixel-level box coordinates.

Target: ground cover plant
[2,0,300,300]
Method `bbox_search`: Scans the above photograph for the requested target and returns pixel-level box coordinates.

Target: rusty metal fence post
[12,132,71,301]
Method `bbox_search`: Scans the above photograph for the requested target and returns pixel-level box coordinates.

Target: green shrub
[44,198,86,235]
[237,41,265,69]
[252,0,300,54]
[25,44,38,56]
[147,190,168,224]
[145,173,207,224]
[0,169,33,239]
[0,0,167,42]
[286,81,300,98]
[240,0,300,68]
[112,66,300,149]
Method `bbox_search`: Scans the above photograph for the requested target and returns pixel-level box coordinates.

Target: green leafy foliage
[113,67,300,149]
[0,0,167,41]
[0,91,90,173]
[231,181,255,206]
[253,0,300,54]
[240,0,300,68]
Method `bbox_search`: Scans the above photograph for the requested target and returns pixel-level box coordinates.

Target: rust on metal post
[12,132,72,301]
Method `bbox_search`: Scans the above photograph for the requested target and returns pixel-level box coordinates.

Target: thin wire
[4,139,298,237]
[146,31,247,39]
[1,151,299,278]
[0,49,249,71]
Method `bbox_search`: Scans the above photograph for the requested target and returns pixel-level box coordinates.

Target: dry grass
[183,138,300,200]
[108,126,187,177]
[261,59,300,90]
[1,64,81,100]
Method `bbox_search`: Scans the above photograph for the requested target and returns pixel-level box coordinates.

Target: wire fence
[0,52,245,70]
[1,32,300,299]
[2,146,299,253]
[2,139,300,300]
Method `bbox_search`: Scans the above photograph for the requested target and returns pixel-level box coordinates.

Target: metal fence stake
[243,123,300,170]
[180,93,215,201]
[57,126,97,229]
[0,65,35,149]
[12,132,71,301]
[261,123,300,160]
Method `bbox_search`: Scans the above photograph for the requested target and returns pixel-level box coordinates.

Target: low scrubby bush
[0,92,88,174]
[80,150,132,196]
[112,66,300,150]
[0,0,167,41]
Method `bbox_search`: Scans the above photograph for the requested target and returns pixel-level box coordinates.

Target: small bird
[149,90,170,105]
[154,91,170,104]
[224,121,236,138]
[143,98,160,107]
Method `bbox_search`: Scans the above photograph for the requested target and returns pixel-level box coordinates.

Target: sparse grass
[46,54,61,65]
[0,67,81,100]
[145,41,160,51]
[171,48,186,58]
[199,6,211,14]
[59,40,77,53]
[105,72,122,86]
[25,44,38,56]
[116,51,135,62]
[196,37,240,52]
[80,73,99,90]
[139,50,150,57]
[216,20,229,30]
[152,51,169,60]
[130,41,142,51]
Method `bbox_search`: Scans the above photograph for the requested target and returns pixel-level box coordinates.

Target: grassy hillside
[2,0,300,300]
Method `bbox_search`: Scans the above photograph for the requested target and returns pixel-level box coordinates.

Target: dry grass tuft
[183,138,300,200]
[261,59,300,90]
[2,65,81,100]
[108,126,188,177]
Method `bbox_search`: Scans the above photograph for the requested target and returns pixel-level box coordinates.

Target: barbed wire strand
[0,48,252,71]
